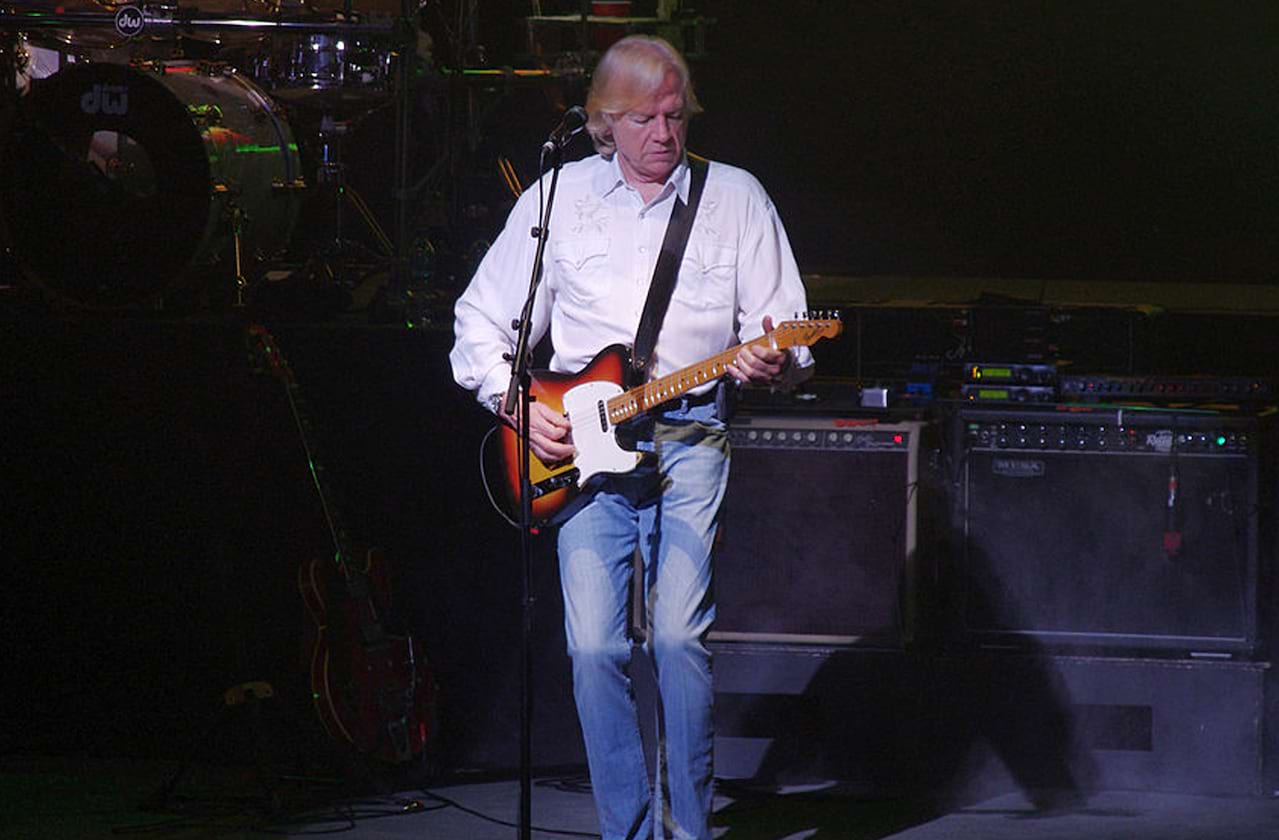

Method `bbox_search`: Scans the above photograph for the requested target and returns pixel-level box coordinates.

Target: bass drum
[0,61,303,307]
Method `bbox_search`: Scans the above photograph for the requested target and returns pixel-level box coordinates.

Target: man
[450,35,812,840]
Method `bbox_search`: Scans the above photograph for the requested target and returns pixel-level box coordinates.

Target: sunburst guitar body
[498,318,843,524]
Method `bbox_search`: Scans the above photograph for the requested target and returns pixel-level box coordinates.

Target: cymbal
[3,1,399,14]
[3,0,90,8]
[143,0,277,11]
[293,1,409,13]
[270,83,390,115]
[195,1,409,13]
[341,0,410,12]
[0,0,263,9]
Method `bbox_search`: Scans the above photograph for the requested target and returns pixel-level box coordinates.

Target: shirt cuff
[478,365,513,414]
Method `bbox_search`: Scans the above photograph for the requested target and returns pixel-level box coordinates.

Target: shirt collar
[595,154,691,205]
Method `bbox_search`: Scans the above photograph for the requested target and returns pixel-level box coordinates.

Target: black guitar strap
[629,155,709,385]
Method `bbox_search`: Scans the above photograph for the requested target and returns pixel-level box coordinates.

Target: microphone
[542,106,589,155]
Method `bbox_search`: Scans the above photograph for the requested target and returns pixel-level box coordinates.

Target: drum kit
[0,1,417,310]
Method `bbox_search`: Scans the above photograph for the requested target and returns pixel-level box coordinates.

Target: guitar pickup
[531,468,581,498]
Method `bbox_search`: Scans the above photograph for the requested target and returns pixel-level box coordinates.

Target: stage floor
[5,755,1279,839]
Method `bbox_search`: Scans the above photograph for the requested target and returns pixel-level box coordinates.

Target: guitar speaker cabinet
[954,407,1264,656]
[710,414,930,784]
[712,414,927,647]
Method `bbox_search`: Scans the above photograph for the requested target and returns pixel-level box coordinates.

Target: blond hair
[585,35,702,158]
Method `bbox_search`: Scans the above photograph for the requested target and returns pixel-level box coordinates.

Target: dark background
[447,0,1279,283]
[3,1,1279,783]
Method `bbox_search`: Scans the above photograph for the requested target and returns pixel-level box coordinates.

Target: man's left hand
[727,315,792,388]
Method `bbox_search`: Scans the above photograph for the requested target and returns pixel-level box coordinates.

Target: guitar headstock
[773,312,844,347]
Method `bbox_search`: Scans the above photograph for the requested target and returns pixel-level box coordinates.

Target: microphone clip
[542,106,589,156]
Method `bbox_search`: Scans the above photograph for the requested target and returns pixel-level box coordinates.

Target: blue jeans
[557,401,729,840]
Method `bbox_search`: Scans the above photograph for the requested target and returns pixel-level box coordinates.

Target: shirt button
[638,246,647,254]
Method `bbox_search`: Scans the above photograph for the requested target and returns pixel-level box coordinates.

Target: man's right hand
[498,398,575,465]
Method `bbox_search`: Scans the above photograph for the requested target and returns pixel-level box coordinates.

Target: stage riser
[713,649,1269,797]
[935,655,1269,798]
[711,647,925,790]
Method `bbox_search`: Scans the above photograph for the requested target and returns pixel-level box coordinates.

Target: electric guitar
[498,317,843,524]
[247,324,435,764]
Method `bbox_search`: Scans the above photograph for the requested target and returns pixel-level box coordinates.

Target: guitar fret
[602,320,841,428]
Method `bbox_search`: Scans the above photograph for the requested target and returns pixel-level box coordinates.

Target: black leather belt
[655,384,720,414]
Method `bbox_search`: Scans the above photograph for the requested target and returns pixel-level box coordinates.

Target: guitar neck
[248,325,356,572]
[280,378,356,567]
[605,332,783,425]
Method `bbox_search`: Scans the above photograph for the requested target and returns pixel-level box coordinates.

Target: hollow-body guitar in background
[248,324,434,764]
[498,317,844,524]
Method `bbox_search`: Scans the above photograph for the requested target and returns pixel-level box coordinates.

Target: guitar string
[607,321,833,422]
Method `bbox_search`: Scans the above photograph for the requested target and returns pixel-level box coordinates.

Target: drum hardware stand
[1,29,20,98]
[213,181,252,307]
[307,113,395,280]
[381,65,530,313]
[230,198,248,308]
[366,1,430,325]
[0,33,17,299]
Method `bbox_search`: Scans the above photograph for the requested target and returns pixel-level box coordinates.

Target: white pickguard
[562,380,643,487]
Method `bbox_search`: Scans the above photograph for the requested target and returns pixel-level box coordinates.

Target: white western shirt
[449,154,812,408]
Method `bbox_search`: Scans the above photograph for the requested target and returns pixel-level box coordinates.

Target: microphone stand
[390,0,416,318]
[502,143,566,840]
